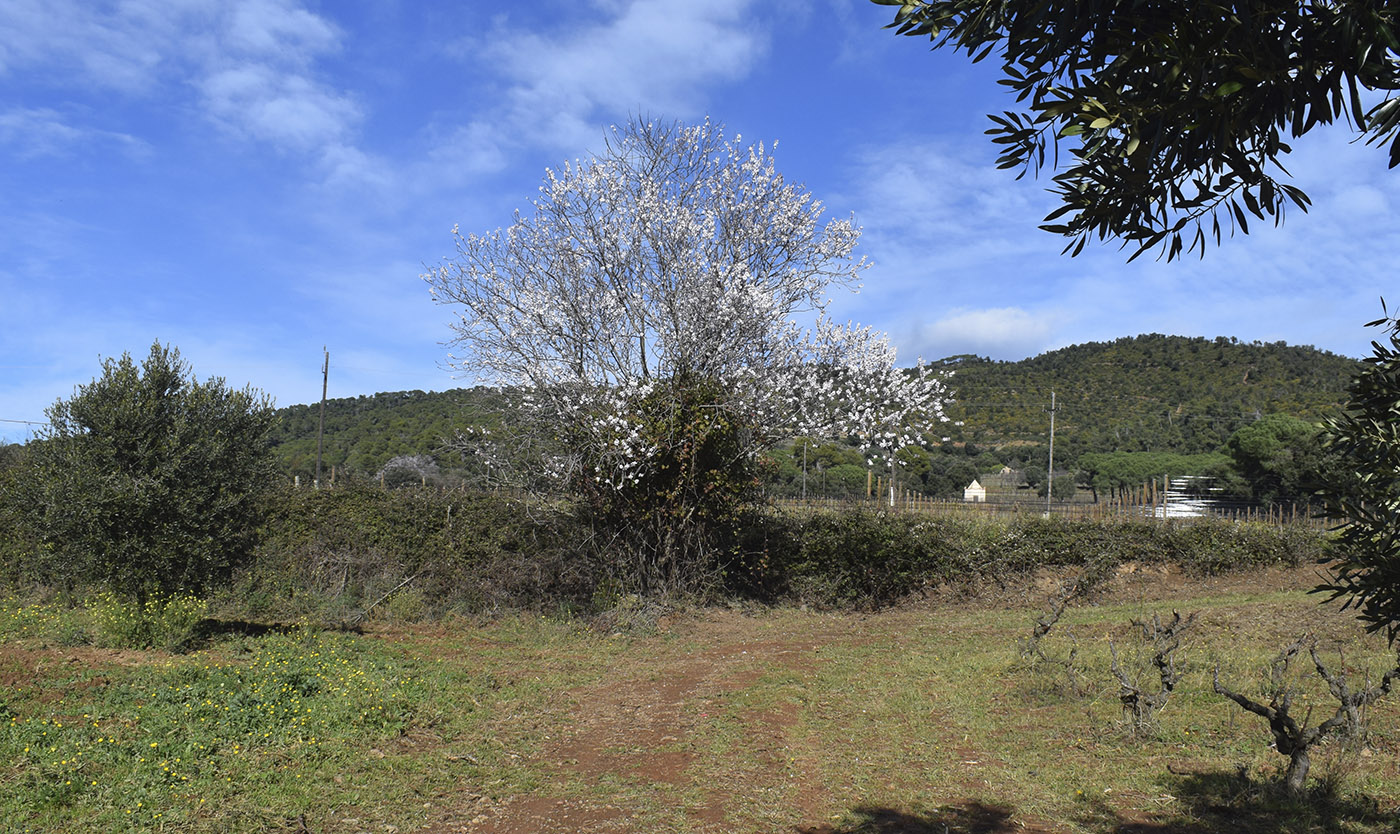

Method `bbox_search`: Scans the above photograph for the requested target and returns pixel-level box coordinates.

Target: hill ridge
[267,334,1358,479]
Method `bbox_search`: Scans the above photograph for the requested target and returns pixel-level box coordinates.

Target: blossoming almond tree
[426,118,948,594]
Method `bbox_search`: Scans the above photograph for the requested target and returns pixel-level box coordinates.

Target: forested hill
[935,334,1358,460]
[267,334,1359,479]
[268,388,502,481]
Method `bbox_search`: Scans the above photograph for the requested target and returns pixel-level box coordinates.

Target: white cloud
[418,123,511,184]
[0,108,98,158]
[1330,184,1390,218]
[0,0,363,169]
[224,0,339,58]
[455,0,765,159]
[908,307,1055,360]
[194,0,363,164]
[0,0,186,92]
[199,65,359,151]
[0,107,151,161]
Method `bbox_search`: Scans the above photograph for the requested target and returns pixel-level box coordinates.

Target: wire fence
[770,490,1333,530]
[291,467,1334,531]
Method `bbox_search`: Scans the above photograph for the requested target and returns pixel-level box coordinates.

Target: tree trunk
[1284,748,1311,795]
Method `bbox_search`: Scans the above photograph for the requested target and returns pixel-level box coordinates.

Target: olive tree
[872,0,1400,260]
[1318,306,1400,644]
[426,118,949,594]
[19,342,277,601]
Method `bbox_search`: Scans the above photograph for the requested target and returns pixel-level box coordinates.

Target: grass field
[2,563,1398,833]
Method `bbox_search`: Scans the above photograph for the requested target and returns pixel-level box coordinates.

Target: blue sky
[2,0,1396,443]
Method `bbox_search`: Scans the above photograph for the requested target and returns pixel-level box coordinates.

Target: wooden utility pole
[1046,390,1056,516]
[314,347,328,489]
[801,442,807,501]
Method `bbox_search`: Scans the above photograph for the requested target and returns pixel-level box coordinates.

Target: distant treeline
[257,334,1355,503]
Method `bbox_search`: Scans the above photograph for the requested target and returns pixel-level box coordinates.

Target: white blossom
[426,118,950,492]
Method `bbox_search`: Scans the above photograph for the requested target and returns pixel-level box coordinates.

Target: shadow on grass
[795,802,1016,834]
[173,616,366,652]
[794,772,1395,834]
[1100,769,1396,834]
[194,617,301,640]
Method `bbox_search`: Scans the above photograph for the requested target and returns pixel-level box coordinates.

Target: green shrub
[89,591,207,651]
[14,343,276,601]
[229,482,597,622]
[93,476,1328,622]
[725,509,1326,608]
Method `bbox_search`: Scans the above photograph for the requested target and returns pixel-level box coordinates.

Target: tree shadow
[194,617,301,640]
[794,802,1019,834]
[1099,769,1395,834]
[789,771,1395,834]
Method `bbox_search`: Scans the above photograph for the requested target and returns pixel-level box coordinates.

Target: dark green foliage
[0,443,22,472]
[1226,414,1341,504]
[873,0,1400,259]
[1318,309,1400,644]
[1022,465,1044,491]
[1042,474,1077,503]
[266,387,504,482]
[0,445,33,588]
[939,335,1357,458]
[239,482,597,619]
[575,375,767,597]
[726,510,1323,609]
[11,343,276,600]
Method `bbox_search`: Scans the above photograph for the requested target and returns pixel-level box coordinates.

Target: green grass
[1,624,436,832]
[1,574,1398,833]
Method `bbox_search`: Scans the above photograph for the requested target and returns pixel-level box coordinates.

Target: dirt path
[456,611,839,833]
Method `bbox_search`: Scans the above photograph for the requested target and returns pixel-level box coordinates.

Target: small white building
[963,479,986,503]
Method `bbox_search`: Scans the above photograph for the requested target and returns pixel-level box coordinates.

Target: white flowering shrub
[426,118,949,594]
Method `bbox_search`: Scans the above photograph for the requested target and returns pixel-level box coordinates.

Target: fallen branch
[349,567,429,627]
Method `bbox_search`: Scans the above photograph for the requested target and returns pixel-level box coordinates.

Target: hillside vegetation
[936,334,1357,459]
[268,388,503,482]
[265,335,1357,485]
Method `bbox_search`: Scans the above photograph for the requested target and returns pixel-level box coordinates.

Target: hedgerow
[3,474,1329,619]
[226,481,601,621]
[722,507,1327,608]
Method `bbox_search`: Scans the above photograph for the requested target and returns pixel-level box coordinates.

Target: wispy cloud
[0,0,363,170]
[199,65,358,152]
[454,0,765,159]
[907,307,1056,361]
[845,139,1054,273]
[195,0,362,163]
[828,137,1064,344]
[0,107,149,158]
[0,0,180,92]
